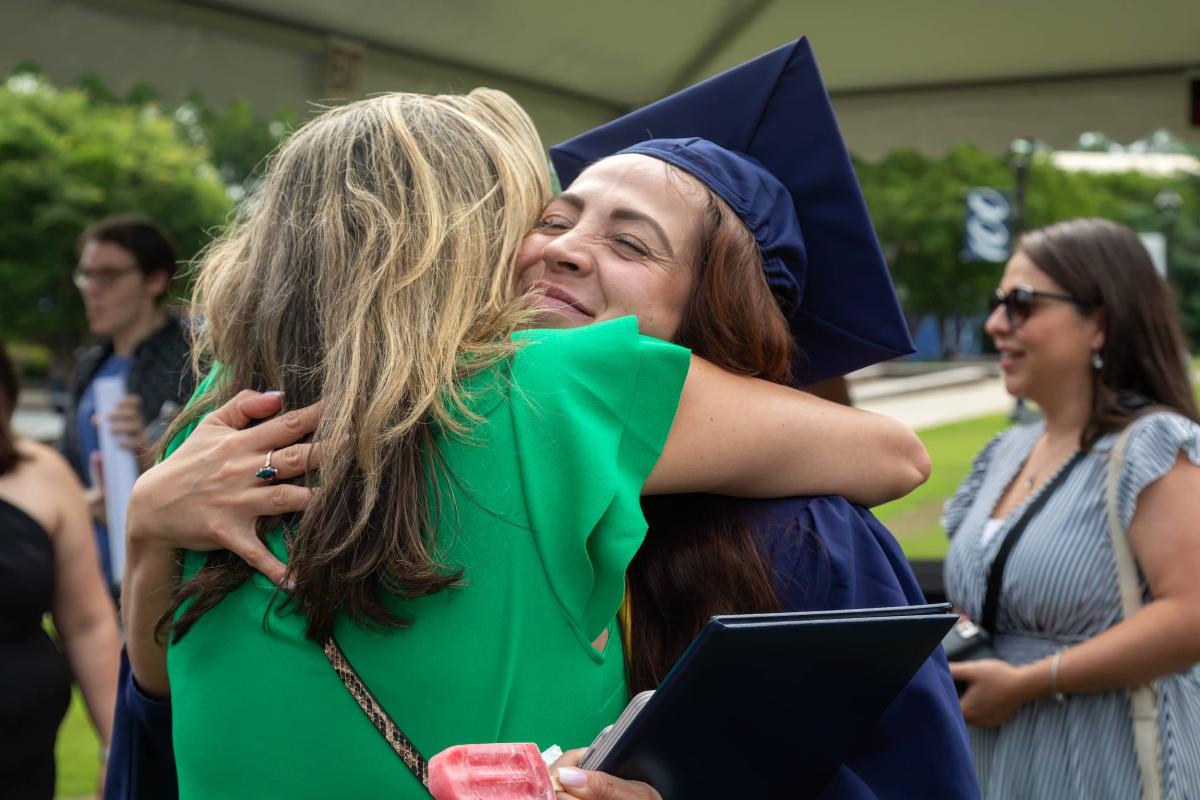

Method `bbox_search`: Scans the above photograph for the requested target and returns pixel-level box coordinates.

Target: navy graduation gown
[743,496,979,800]
[104,650,176,800]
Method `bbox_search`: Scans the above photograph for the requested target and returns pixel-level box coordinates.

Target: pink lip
[997,349,1024,372]
[529,281,594,318]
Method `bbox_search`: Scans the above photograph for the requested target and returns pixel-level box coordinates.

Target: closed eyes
[535,217,653,260]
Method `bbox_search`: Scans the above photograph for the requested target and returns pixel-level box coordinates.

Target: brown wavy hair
[627,185,799,694]
[1018,218,1198,448]
[162,89,550,643]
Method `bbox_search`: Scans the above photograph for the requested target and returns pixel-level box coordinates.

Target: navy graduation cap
[550,38,913,386]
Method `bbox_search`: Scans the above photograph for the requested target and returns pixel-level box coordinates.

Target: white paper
[540,745,563,768]
[94,376,139,587]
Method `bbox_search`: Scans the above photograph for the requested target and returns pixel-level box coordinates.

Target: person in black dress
[0,342,120,798]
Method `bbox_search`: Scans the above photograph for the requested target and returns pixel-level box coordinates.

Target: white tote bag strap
[1107,425,1163,800]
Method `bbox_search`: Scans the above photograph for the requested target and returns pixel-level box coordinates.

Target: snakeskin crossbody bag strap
[322,636,433,794]
[1106,427,1163,800]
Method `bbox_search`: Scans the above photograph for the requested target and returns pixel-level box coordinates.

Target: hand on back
[125,390,321,587]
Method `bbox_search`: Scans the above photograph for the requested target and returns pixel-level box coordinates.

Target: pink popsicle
[428,743,557,800]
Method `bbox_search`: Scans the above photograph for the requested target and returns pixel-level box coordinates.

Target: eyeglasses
[988,285,1092,329]
[73,266,139,290]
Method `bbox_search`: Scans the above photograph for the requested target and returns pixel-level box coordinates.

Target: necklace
[1022,436,1076,492]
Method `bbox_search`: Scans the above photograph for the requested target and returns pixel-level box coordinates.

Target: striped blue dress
[944,411,1200,799]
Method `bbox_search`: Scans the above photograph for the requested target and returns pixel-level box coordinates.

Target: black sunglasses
[989,286,1092,328]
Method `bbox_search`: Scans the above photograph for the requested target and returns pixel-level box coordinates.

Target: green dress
[165,317,690,799]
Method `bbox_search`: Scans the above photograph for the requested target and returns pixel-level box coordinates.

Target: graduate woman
[545,40,977,799]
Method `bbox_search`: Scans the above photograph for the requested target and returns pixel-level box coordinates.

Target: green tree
[173,91,295,198]
[64,68,295,199]
[857,145,1011,357]
[0,73,231,356]
[1019,161,1200,344]
[1151,176,1200,344]
[857,145,1200,355]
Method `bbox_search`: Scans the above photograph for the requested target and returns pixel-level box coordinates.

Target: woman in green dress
[122,89,928,799]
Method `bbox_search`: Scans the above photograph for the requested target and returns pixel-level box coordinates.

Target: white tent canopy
[5,0,1199,154]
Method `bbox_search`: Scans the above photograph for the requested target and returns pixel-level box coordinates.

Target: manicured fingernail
[556,767,587,788]
[263,390,283,399]
[277,577,295,591]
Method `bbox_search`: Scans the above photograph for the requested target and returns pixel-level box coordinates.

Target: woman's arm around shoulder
[24,439,121,748]
[645,356,930,507]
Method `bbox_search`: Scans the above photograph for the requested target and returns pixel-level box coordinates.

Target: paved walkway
[13,387,64,443]
[14,406,63,443]
[854,375,1013,431]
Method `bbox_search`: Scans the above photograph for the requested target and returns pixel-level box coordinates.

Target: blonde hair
[166,89,550,642]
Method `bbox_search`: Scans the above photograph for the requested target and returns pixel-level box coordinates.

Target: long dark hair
[1018,218,1198,448]
[0,343,26,476]
[626,188,799,694]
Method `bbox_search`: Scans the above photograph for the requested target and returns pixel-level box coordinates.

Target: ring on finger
[255,450,279,481]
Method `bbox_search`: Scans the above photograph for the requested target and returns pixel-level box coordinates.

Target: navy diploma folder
[582,604,957,799]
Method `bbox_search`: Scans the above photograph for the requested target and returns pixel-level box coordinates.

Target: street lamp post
[1008,138,1038,425]
[1155,189,1183,277]
[1009,137,1035,242]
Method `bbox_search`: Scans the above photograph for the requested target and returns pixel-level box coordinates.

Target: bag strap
[322,636,432,793]
[981,449,1085,635]
[1105,427,1163,800]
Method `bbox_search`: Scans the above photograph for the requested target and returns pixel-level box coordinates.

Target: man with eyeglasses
[59,215,194,592]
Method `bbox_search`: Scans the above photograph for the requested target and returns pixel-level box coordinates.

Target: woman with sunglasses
[944,218,1200,797]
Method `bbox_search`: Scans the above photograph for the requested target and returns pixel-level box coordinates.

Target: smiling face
[515,154,707,340]
[985,249,1104,403]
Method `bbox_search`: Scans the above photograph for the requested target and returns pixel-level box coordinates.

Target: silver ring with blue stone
[255,450,278,481]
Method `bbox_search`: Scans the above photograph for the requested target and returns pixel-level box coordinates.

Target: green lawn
[875,412,1010,559]
[874,373,1200,560]
[56,686,99,798]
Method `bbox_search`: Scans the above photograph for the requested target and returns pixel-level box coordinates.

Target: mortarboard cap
[550,38,913,386]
